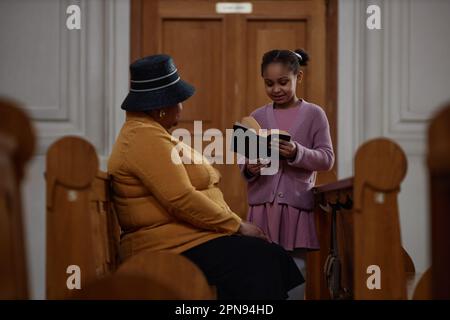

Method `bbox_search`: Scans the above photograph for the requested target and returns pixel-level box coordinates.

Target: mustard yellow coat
[108,112,242,260]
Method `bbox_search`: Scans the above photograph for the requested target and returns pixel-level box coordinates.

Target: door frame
[129,0,339,178]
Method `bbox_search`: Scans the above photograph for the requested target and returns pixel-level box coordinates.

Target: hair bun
[294,49,309,66]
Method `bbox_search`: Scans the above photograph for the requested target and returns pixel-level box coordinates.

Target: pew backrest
[427,103,450,299]
[353,138,408,299]
[0,99,34,299]
[308,138,409,299]
[46,136,215,299]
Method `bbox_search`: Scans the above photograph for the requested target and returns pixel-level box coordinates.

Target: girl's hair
[261,49,309,76]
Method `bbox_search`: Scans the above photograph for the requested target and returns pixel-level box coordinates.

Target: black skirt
[182,235,304,300]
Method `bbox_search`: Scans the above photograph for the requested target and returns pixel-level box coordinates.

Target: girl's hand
[238,221,269,242]
[271,138,297,160]
[246,161,267,176]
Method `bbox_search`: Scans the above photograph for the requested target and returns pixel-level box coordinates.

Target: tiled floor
[288,256,306,300]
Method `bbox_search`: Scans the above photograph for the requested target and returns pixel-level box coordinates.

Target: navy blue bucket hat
[121,54,195,111]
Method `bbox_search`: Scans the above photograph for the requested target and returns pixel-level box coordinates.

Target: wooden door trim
[130,0,142,62]
[326,0,338,179]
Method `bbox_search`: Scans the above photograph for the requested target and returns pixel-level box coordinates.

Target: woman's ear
[147,109,157,119]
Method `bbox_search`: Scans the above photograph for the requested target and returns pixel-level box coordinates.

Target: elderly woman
[108,54,303,299]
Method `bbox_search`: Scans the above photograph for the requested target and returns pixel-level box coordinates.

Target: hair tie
[290,50,302,61]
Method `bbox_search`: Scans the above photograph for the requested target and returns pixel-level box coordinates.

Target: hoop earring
[159,110,166,118]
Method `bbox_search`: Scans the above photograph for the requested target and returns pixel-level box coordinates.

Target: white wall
[0,0,129,299]
[338,0,450,273]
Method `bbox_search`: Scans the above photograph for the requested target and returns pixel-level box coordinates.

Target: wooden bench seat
[0,99,35,299]
[45,136,215,299]
[306,138,426,299]
[425,103,450,299]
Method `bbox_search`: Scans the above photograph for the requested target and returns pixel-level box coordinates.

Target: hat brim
[121,80,195,111]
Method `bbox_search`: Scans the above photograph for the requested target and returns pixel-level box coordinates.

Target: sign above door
[216,2,253,14]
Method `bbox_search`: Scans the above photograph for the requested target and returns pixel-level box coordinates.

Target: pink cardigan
[239,100,334,210]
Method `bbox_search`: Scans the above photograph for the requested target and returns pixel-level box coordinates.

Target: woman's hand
[237,221,270,242]
[271,138,297,160]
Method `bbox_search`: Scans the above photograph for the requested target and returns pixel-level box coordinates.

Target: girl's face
[263,62,302,106]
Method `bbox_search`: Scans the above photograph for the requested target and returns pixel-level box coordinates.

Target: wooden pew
[423,103,450,299]
[306,138,413,299]
[406,103,450,300]
[46,136,215,299]
[0,99,35,299]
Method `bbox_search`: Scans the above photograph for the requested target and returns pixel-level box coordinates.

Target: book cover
[231,116,291,160]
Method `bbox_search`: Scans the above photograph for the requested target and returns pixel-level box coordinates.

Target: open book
[231,116,291,160]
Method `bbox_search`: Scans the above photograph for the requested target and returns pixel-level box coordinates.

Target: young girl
[240,49,335,298]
